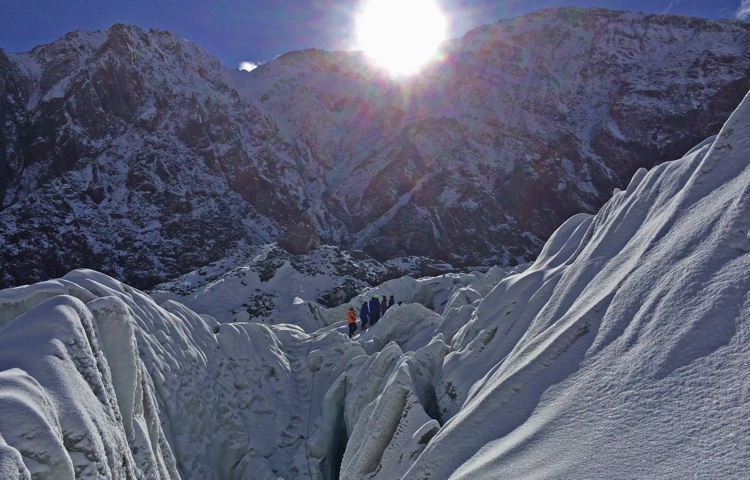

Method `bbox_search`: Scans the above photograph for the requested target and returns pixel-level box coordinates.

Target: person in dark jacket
[369,295,381,325]
[388,295,395,308]
[381,296,388,315]
[347,307,357,338]
[360,302,370,331]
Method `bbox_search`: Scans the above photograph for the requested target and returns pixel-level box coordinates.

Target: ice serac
[0,431,29,479]
[0,294,163,479]
[2,8,750,289]
[0,279,96,329]
[0,263,508,479]
[65,269,354,480]
[340,337,448,480]
[436,212,593,421]
[0,268,356,479]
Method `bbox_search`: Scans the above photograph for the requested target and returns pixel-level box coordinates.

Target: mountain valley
[2,7,749,288]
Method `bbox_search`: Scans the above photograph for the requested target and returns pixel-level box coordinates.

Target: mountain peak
[1,8,749,289]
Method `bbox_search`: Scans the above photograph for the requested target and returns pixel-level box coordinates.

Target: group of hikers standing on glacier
[347,294,402,338]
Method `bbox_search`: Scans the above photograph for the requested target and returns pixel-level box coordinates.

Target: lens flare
[356,0,447,76]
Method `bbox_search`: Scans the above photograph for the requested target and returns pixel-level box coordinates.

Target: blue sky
[0,0,746,69]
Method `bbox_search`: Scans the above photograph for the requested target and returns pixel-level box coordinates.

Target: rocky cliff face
[1,7,749,288]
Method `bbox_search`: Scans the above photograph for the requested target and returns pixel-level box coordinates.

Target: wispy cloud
[238,61,258,72]
[662,0,681,15]
[738,0,750,20]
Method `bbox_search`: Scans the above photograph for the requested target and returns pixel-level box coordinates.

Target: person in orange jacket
[347,306,358,338]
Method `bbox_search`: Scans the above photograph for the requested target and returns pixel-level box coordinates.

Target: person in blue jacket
[388,295,395,308]
[360,302,370,331]
[369,295,381,325]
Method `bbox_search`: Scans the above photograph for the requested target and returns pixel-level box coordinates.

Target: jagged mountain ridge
[1,7,749,289]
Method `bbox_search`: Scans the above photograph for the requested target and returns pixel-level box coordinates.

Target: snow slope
[352,90,750,478]
[2,90,750,478]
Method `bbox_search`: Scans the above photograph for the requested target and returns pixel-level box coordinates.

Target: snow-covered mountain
[2,7,749,289]
[2,86,749,478]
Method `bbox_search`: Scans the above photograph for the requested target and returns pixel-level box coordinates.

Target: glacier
[1,91,750,478]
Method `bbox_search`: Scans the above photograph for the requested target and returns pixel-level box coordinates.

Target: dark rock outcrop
[278,223,321,255]
[1,9,749,288]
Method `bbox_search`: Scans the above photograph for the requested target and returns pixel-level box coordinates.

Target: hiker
[389,295,395,308]
[369,295,381,325]
[360,301,370,331]
[381,296,388,315]
[397,301,403,306]
[347,306,357,338]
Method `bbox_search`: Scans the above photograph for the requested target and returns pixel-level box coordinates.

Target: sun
[356,0,447,76]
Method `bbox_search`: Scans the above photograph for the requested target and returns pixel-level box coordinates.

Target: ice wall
[0,292,177,479]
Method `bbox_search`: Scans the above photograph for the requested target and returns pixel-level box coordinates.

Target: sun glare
[356,0,447,76]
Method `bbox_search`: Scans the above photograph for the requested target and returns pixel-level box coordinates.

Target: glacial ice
[1,92,750,479]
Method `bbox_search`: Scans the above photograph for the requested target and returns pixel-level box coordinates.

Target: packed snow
[2,92,750,478]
